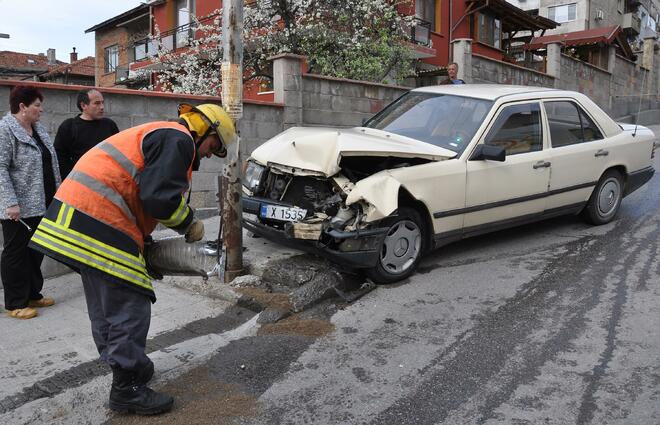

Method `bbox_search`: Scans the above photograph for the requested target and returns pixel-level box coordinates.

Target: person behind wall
[440,62,466,85]
[0,86,61,320]
[29,103,235,415]
[54,89,119,178]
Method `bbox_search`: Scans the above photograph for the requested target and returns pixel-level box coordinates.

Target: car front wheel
[583,169,623,225]
[367,207,423,284]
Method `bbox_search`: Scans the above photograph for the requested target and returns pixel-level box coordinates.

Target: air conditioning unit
[596,10,604,20]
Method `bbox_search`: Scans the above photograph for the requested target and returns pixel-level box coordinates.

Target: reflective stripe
[63,205,74,228]
[160,196,189,227]
[68,170,137,223]
[56,204,68,226]
[98,142,140,178]
[40,217,146,271]
[32,231,153,291]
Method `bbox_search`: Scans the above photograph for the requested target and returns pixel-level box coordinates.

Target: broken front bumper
[242,196,387,269]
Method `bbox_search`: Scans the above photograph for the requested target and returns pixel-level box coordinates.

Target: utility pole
[220,0,244,282]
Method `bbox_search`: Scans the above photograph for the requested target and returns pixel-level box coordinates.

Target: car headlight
[244,161,266,193]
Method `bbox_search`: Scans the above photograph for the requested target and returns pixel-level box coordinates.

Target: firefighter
[29,103,236,415]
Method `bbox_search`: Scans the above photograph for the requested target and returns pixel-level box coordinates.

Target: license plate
[260,204,307,222]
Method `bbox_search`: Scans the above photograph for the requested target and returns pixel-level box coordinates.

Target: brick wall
[95,26,130,87]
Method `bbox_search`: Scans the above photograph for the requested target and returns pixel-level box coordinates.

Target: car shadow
[417,214,592,275]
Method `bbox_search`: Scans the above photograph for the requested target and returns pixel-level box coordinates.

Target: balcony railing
[153,13,220,55]
[115,66,148,85]
[411,18,432,46]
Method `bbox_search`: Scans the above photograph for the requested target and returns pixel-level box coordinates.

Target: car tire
[367,207,424,284]
[583,169,624,225]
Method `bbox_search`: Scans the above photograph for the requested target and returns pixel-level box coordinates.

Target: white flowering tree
[145,0,417,95]
[147,14,224,95]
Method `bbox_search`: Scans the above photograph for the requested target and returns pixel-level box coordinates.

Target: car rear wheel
[583,169,623,225]
[367,207,423,284]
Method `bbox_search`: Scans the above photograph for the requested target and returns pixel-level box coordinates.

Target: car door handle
[533,161,551,169]
[595,149,609,157]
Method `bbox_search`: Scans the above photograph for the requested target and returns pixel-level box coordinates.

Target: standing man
[54,89,119,178]
[440,62,466,85]
[30,103,236,416]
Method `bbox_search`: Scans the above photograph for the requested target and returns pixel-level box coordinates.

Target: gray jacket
[0,113,61,219]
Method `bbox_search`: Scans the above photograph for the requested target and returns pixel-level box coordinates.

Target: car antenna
[633,69,647,138]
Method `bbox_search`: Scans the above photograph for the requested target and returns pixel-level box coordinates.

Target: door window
[546,101,603,147]
[484,103,542,155]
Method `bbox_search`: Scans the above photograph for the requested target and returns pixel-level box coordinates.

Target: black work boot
[136,360,154,385]
[109,367,173,415]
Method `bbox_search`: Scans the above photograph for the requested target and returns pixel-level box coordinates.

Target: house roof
[0,51,65,72]
[43,56,96,77]
[85,1,162,33]
[525,25,635,59]
[465,0,558,32]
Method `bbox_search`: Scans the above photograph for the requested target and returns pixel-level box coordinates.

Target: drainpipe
[221,0,244,282]
[449,0,453,62]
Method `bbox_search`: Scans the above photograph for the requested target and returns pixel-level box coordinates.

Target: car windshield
[365,92,493,155]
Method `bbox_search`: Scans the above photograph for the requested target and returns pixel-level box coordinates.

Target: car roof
[413,84,562,101]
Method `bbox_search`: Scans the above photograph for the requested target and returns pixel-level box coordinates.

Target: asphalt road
[214,150,658,424]
[2,136,657,425]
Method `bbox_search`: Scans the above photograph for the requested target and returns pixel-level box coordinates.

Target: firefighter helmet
[178,103,237,157]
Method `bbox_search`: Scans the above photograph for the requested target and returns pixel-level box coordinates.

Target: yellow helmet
[178,103,237,157]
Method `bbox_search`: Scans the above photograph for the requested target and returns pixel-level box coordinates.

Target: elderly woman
[0,86,60,319]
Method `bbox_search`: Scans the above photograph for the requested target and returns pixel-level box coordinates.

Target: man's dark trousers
[80,267,152,370]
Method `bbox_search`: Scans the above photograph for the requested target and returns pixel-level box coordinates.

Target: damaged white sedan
[242,85,655,283]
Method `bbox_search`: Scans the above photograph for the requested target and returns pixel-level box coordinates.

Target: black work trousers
[80,267,152,371]
[1,217,45,310]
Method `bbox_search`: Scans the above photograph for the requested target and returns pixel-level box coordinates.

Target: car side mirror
[470,144,506,162]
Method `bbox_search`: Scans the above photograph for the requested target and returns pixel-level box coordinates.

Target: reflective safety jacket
[29,121,196,302]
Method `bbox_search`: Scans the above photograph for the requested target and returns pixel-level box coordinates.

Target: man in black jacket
[54,89,119,178]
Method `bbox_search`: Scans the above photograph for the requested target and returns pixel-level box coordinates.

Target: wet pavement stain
[258,315,335,338]
[235,287,293,311]
[106,367,259,425]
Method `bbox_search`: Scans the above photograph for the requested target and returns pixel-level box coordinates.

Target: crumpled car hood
[250,126,455,176]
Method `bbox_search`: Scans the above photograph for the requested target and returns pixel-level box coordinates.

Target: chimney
[70,47,78,63]
[46,48,56,65]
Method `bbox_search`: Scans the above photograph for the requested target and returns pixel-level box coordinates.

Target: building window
[478,13,501,49]
[548,4,577,23]
[416,0,436,30]
[104,45,118,73]
[176,0,196,48]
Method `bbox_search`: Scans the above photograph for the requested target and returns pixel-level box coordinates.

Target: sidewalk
[0,214,309,424]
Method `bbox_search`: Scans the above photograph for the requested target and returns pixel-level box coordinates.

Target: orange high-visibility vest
[55,121,194,250]
[30,121,195,300]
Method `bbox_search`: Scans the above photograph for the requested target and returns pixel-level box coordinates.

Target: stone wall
[558,54,612,108]
[270,54,408,129]
[460,40,660,119]
[300,74,408,127]
[471,54,555,87]
[0,81,284,212]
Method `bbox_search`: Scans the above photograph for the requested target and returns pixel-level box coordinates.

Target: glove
[185,219,204,243]
[143,236,163,280]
